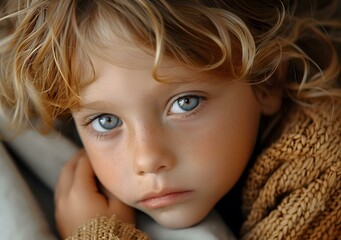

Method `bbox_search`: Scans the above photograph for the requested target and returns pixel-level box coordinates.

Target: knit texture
[241,98,341,240]
[66,216,150,240]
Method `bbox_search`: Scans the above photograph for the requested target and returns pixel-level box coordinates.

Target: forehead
[73,4,239,93]
[88,40,219,84]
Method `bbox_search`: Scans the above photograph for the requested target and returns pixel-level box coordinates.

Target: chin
[151,209,209,229]
[157,219,199,229]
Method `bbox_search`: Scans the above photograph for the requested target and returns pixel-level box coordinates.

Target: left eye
[91,114,122,132]
[170,96,201,114]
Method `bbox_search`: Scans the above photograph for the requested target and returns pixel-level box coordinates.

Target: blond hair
[0,0,340,131]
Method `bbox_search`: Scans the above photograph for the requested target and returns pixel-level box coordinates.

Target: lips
[138,190,193,209]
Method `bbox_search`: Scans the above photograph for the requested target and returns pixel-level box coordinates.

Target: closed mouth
[138,190,193,209]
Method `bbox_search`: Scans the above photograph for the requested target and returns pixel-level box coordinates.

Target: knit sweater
[67,98,341,240]
[240,98,341,240]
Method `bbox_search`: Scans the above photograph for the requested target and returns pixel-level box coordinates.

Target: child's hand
[54,150,135,238]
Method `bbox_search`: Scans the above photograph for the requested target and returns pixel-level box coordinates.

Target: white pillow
[0,143,57,240]
[137,209,236,240]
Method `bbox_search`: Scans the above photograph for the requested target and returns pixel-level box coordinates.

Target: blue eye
[170,96,201,114]
[91,114,122,132]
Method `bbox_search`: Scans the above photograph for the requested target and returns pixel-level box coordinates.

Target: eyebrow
[77,80,216,111]
[78,101,117,111]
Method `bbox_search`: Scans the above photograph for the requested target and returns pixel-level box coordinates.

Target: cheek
[190,127,249,190]
[82,141,133,201]
[190,98,261,194]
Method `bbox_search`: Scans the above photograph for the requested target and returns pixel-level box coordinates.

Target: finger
[99,182,135,223]
[98,181,115,199]
[54,149,85,200]
[107,199,136,224]
[72,152,99,194]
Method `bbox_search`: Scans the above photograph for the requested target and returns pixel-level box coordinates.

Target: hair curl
[0,0,340,132]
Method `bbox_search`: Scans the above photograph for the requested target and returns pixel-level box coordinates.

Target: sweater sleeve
[241,99,341,240]
[66,216,150,240]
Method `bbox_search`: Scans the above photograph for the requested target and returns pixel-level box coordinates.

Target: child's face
[72,46,263,228]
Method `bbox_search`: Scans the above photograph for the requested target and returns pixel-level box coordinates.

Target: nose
[132,126,176,175]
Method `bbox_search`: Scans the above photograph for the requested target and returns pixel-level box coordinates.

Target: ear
[255,61,287,116]
[254,86,282,116]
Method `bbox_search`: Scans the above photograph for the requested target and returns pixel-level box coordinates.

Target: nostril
[137,165,167,175]
[157,165,167,172]
[132,138,176,175]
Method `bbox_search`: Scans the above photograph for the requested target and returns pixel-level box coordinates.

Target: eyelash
[83,114,106,126]
[167,95,206,119]
[81,94,207,139]
[82,114,117,140]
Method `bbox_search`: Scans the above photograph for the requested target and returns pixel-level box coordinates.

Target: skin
[55,43,281,237]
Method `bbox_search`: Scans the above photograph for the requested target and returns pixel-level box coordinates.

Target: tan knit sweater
[240,99,341,240]
[67,98,341,240]
[66,216,149,240]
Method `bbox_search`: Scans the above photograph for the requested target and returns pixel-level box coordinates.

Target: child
[0,0,340,239]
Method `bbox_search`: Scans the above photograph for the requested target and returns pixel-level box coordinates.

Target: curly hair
[0,0,340,131]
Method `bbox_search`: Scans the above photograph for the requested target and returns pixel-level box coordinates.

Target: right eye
[169,95,202,114]
[91,114,122,132]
